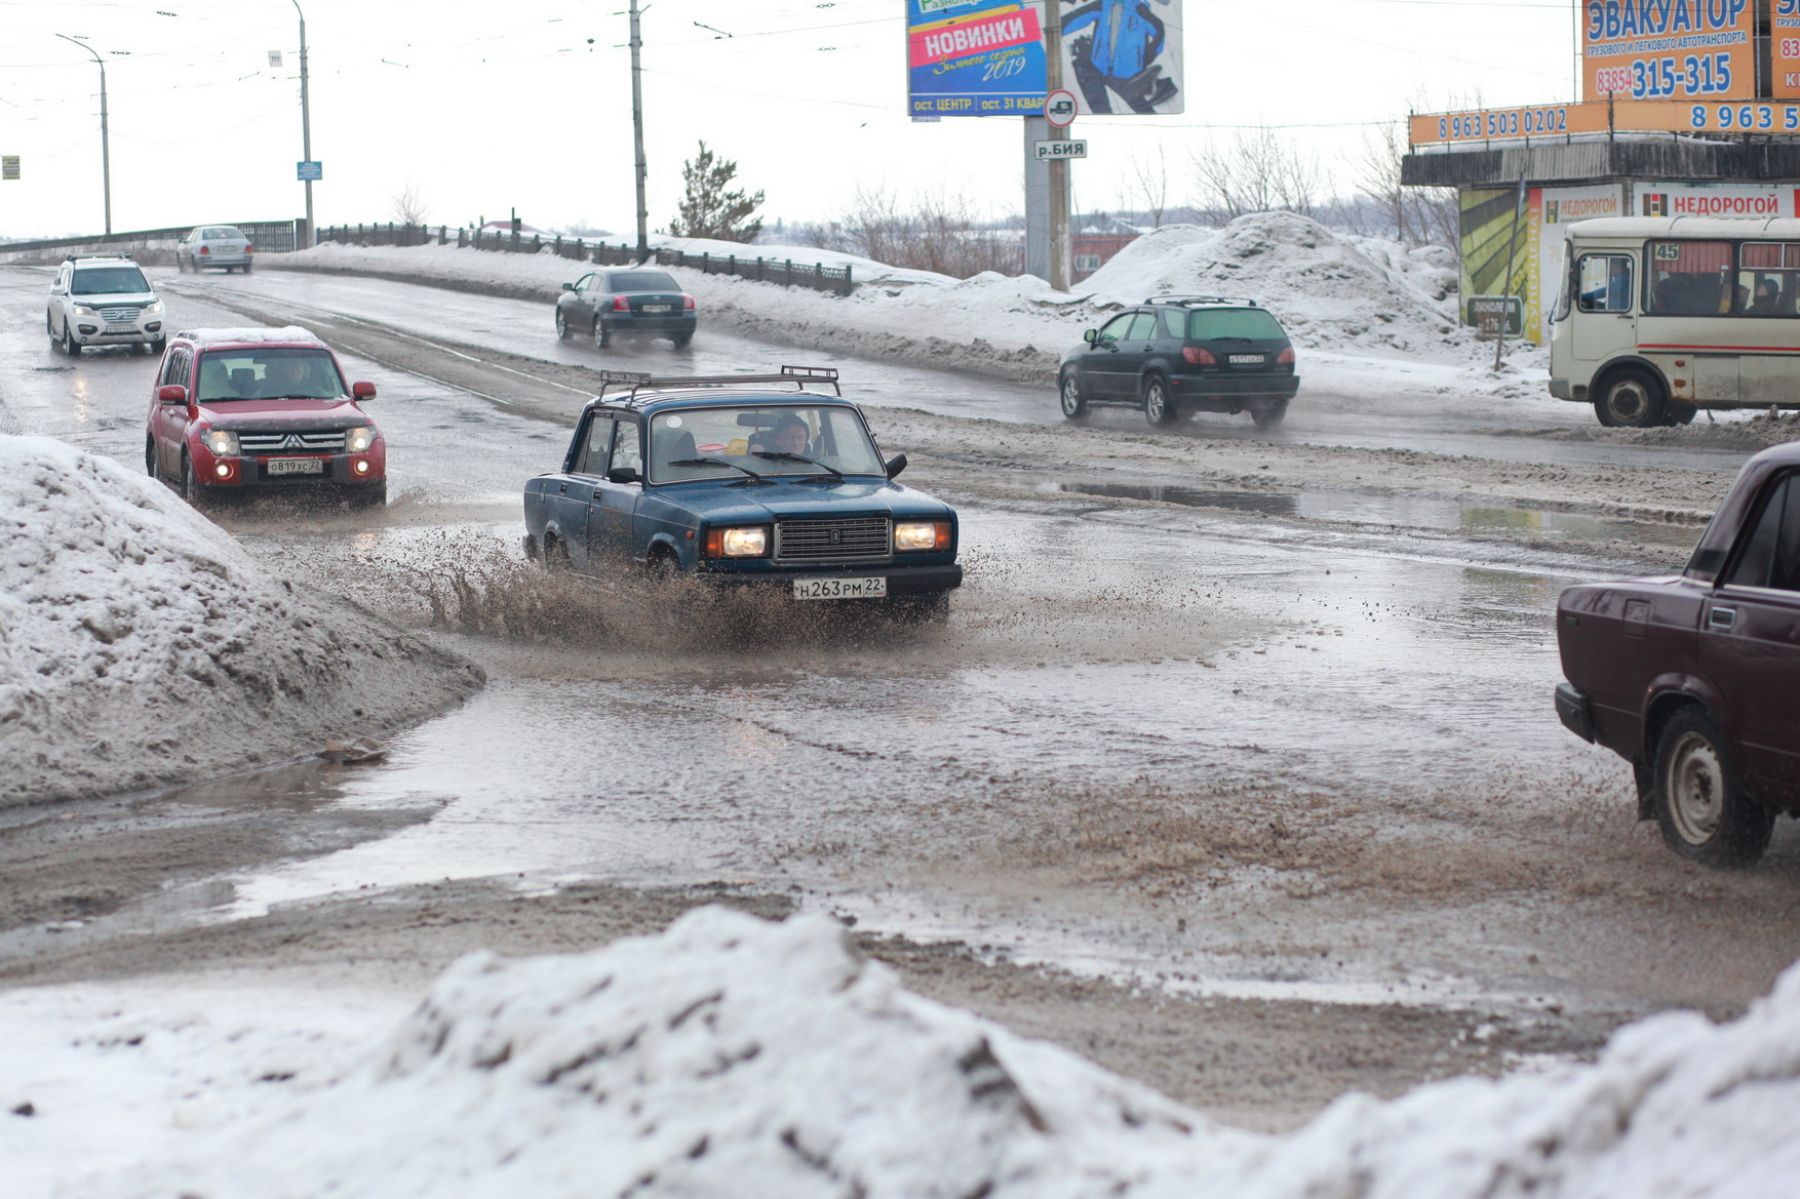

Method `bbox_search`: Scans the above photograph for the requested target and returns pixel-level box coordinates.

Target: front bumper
[1555,682,1595,743]
[73,321,162,345]
[200,451,385,490]
[696,562,963,597]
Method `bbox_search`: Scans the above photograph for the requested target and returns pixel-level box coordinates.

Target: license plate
[266,457,324,476]
[105,324,137,333]
[639,304,672,313]
[1229,354,1265,365]
[793,576,887,601]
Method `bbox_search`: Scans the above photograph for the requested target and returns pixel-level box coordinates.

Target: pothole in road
[1057,481,1700,551]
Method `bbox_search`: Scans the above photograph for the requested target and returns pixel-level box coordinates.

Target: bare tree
[391,180,427,226]
[802,187,1019,278]
[1354,120,1457,249]
[1128,145,1170,230]
[1190,129,1321,223]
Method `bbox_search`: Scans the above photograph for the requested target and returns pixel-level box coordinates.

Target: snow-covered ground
[282,214,1547,405]
[0,436,480,807]
[4,906,1797,1197]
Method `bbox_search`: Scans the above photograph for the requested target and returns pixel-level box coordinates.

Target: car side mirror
[562,282,575,292]
[607,465,641,484]
[158,384,187,405]
[352,380,376,400]
[1083,328,1097,345]
[884,453,907,480]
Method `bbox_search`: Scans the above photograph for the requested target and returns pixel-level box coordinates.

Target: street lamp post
[291,0,313,248]
[56,33,111,235]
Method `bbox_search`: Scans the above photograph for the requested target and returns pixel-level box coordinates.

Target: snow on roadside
[277,214,1549,407]
[6,906,1799,1197]
[0,435,481,808]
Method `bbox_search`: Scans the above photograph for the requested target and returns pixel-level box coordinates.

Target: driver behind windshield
[257,354,333,399]
[758,415,810,457]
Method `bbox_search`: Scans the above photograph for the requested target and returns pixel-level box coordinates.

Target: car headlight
[143,301,164,316]
[705,525,769,559]
[894,520,949,552]
[346,426,376,454]
[72,305,98,317]
[203,429,239,457]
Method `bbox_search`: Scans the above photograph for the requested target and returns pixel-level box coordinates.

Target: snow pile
[0,436,480,807]
[95,907,1263,1198]
[1081,214,1465,359]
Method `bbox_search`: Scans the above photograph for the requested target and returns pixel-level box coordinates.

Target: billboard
[907,1,1048,117]
[1630,181,1796,218]
[1776,0,1800,98]
[1057,0,1184,116]
[1459,184,1629,346]
[1582,0,1753,102]
[1538,185,1626,338]
[1411,97,1800,145]
[905,1,1184,118]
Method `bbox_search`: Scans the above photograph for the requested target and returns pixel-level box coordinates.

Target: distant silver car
[178,225,253,274]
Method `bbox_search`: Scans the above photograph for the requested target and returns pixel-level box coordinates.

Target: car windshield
[205,227,243,239]
[195,348,346,402]
[71,267,149,295]
[608,271,679,293]
[1187,308,1287,340]
[648,404,885,483]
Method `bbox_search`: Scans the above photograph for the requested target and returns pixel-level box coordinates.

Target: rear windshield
[607,271,679,292]
[1187,308,1287,341]
[71,267,150,295]
[204,226,244,239]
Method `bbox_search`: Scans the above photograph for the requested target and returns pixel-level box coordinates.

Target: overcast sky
[0,0,1578,240]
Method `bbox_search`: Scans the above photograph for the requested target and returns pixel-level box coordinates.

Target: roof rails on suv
[595,364,842,403]
[1146,295,1261,308]
[65,253,137,263]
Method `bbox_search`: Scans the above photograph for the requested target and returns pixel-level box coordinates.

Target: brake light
[1277,347,1295,365]
[1182,346,1216,365]
[198,245,209,255]
[244,243,254,253]
[683,294,696,311]
[612,296,630,311]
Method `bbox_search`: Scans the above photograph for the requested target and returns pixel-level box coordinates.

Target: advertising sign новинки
[906,1,1184,118]
[1583,0,1753,101]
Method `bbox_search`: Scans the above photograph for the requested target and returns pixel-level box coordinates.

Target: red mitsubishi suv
[144,327,387,507]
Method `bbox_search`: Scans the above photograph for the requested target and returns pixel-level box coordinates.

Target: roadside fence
[317,223,855,296]
[0,219,304,263]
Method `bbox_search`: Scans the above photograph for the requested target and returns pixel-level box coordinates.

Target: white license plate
[639,304,672,313]
[266,457,324,476]
[105,324,137,333]
[1229,354,1265,364]
[792,576,887,601]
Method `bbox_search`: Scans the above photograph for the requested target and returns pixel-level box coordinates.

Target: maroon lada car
[1557,442,1800,866]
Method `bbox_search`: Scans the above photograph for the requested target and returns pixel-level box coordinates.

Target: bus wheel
[1666,403,1698,426]
[1595,368,1666,428]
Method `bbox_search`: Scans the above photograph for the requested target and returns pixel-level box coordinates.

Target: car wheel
[151,338,166,355]
[1059,370,1089,419]
[1665,402,1698,426]
[62,322,80,357]
[555,309,570,340]
[646,548,679,582]
[177,254,187,274]
[672,333,693,350]
[242,259,253,274]
[1595,368,1666,428]
[542,535,571,572]
[181,451,205,507]
[1142,374,1177,427]
[145,437,159,479]
[1653,707,1772,867]
[594,321,610,351]
[1252,399,1289,430]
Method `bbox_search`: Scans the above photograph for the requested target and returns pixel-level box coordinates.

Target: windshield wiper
[670,456,766,481]
[751,451,842,479]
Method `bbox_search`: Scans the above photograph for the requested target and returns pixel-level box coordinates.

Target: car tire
[177,254,187,274]
[1142,374,1177,427]
[1252,399,1289,430]
[181,451,206,508]
[672,333,693,350]
[555,309,570,340]
[242,259,253,274]
[1595,368,1666,428]
[62,322,80,356]
[145,436,159,479]
[594,322,610,351]
[1059,370,1089,419]
[351,481,387,510]
[1666,402,1698,426]
[151,338,166,355]
[1653,707,1772,867]
[542,535,571,572]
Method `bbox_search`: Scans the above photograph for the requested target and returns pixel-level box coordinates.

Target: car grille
[774,516,891,563]
[238,430,348,453]
[98,305,143,323]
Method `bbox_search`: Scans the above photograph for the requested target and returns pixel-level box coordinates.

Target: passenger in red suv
[143,327,387,509]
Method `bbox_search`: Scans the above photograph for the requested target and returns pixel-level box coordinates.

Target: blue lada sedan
[522,368,962,617]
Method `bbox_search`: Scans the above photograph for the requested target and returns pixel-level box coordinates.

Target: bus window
[1646,240,1733,315]
[1737,243,1800,316]
[1576,254,1633,314]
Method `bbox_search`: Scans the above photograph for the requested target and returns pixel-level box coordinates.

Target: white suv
[46,255,167,356]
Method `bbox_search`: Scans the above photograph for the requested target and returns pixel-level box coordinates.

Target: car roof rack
[1146,294,1259,307]
[595,365,842,403]
[65,253,135,263]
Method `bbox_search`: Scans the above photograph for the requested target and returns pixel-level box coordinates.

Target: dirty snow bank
[0,436,481,807]
[12,907,1800,1197]
[279,214,1547,405]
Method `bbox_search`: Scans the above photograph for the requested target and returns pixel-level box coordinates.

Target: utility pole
[1045,2,1070,292]
[56,34,110,235]
[292,0,314,249]
[629,0,649,264]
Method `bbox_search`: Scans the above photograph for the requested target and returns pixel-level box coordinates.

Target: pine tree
[668,141,764,243]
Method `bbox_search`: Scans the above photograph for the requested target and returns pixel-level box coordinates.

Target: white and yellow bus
[1548,216,1800,427]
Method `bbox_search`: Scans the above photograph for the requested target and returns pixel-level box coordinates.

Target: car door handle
[558,482,568,494]
[1709,606,1736,631]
